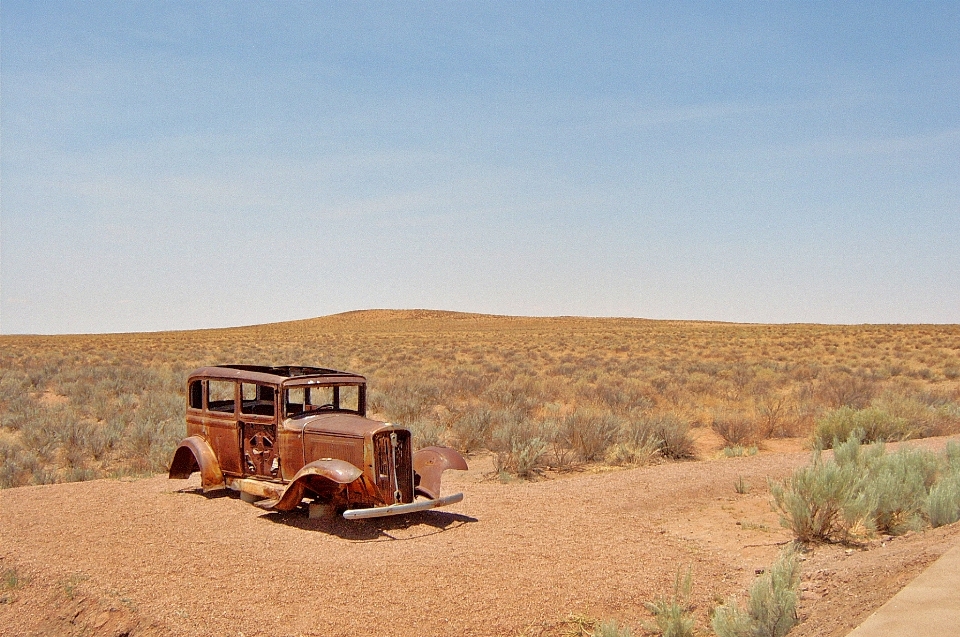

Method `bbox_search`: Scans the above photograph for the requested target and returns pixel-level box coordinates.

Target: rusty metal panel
[203,414,242,475]
[168,436,225,492]
[278,424,305,480]
[242,422,279,478]
[413,446,468,500]
[304,433,364,470]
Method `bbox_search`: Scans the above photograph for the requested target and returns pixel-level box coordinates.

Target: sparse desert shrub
[492,417,548,478]
[593,619,634,637]
[863,447,939,535]
[755,394,793,438]
[723,445,758,458]
[817,372,875,409]
[624,413,696,460]
[407,419,446,448]
[735,476,751,494]
[1,395,42,432]
[812,406,915,448]
[927,473,960,528]
[560,406,622,462]
[872,393,960,438]
[773,436,960,541]
[0,440,32,488]
[450,406,493,453]
[18,407,64,460]
[643,567,695,637]
[712,547,801,637]
[605,441,660,466]
[712,410,761,446]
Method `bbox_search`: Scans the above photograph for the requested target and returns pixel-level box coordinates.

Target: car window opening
[284,385,361,418]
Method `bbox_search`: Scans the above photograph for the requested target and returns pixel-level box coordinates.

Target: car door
[240,383,280,479]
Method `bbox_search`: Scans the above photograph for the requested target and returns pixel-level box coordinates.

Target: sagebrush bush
[927,441,960,528]
[712,547,801,637]
[623,413,696,460]
[593,620,633,637]
[927,474,960,528]
[605,441,660,466]
[408,419,446,448]
[812,406,915,448]
[449,406,493,453]
[863,447,939,534]
[643,567,695,637]
[773,436,960,542]
[770,448,866,543]
[492,417,548,477]
[560,406,622,462]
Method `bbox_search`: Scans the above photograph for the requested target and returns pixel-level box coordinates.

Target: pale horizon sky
[2,2,958,334]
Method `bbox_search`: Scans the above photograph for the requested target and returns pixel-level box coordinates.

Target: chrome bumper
[341,492,464,520]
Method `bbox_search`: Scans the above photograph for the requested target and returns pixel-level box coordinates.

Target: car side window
[338,385,359,412]
[208,380,236,413]
[188,380,203,409]
[241,383,275,416]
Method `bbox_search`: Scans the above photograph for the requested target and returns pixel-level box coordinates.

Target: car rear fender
[413,446,468,500]
[256,458,363,512]
[168,436,225,492]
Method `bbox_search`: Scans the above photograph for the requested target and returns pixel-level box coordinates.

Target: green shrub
[643,567,695,637]
[871,393,960,438]
[593,620,634,637]
[773,436,960,541]
[812,406,915,448]
[863,447,939,535]
[770,448,867,543]
[927,474,960,528]
[492,417,548,478]
[712,547,801,637]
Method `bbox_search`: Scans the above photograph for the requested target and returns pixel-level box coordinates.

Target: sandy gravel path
[3,439,960,637]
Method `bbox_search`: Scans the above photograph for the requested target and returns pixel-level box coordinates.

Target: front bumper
[341,492,464,520]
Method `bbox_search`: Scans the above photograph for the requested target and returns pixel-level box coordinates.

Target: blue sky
[2,2,958,333]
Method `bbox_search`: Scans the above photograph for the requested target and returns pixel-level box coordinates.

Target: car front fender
[256,458,364,512]
[413,446,468,500]
[168,435,225,492]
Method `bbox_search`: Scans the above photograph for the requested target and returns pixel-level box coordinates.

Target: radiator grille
[373,430,414,504]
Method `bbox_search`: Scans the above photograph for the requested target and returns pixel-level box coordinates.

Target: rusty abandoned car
[168,365,467,519]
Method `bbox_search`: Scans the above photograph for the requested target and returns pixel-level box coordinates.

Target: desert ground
[2,311,959,635]
[2,434,960,637]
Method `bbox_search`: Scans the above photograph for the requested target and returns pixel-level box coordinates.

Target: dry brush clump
[1,313,959,484]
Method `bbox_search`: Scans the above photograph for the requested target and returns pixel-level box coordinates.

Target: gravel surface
[3,437,960,637]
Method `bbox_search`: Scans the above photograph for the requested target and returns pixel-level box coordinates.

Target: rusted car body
[168,365,466,519]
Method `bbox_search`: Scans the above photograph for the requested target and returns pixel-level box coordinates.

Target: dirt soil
[2,436,959,637]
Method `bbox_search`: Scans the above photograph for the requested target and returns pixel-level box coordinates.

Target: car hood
[283,412,399,438]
